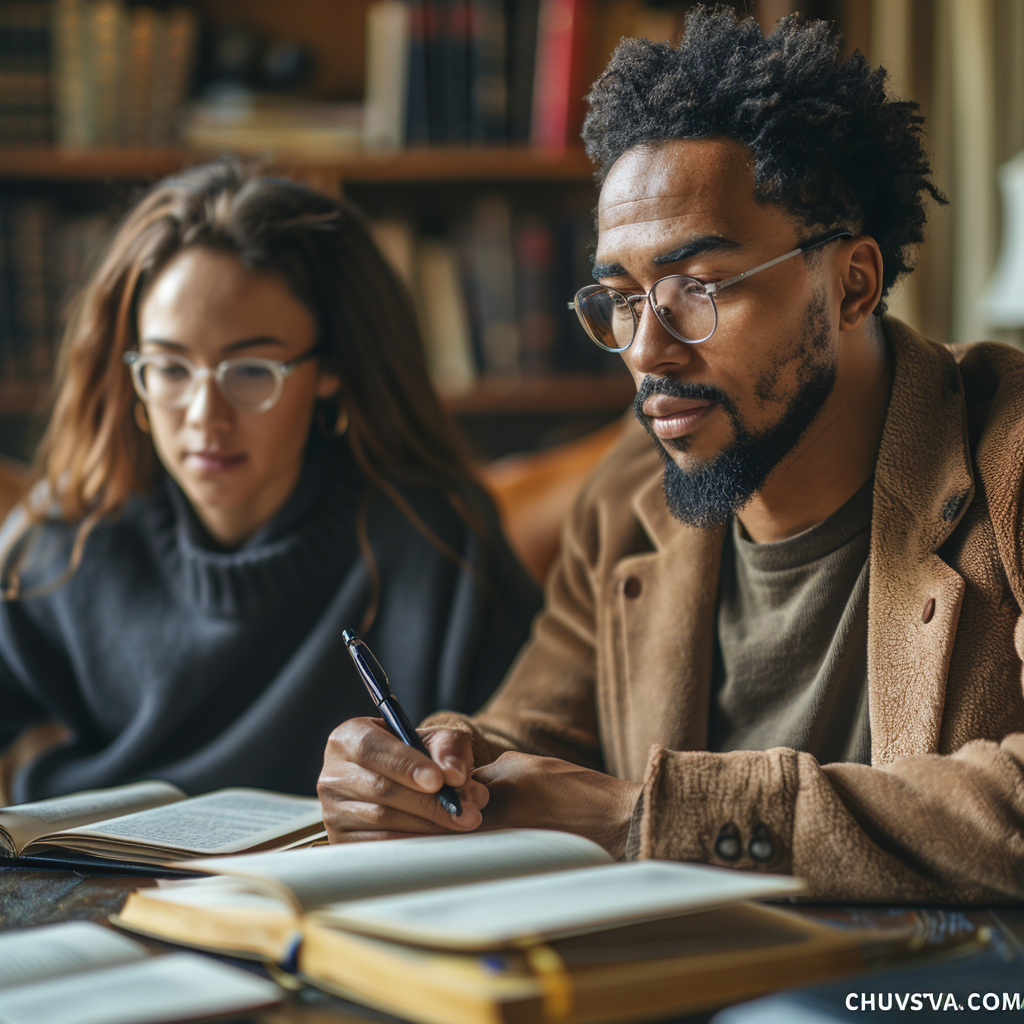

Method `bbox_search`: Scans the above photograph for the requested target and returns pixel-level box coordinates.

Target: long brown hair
[3,161,482,621]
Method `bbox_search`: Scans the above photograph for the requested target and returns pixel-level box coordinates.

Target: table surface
[2,863,1021,1024]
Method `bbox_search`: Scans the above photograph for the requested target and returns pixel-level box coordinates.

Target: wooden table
[2,863,1020,1024]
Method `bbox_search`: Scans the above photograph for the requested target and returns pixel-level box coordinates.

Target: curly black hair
[581,6,946,310]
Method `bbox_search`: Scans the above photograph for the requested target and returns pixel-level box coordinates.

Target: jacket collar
[872,317,975,558]
[866,318,974,762]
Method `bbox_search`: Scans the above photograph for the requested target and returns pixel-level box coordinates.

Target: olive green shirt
[709,477,874,766]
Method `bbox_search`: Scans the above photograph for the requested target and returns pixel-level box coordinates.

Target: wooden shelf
[443,375,635,415]
[0,146,595,184]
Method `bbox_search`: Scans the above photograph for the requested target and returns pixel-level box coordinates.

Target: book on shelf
[417,236,478,393]
[49,0,197,150]
[465,195,521,374]
[469,0,508,143]
[0,921,283,1024]
[514,212,556,374]
[363,0,411,150]
[530,0,591,151]
[405,0,432,145]
[0,200,111,382]
[0,0,52,147]
[9,199,52,376]
[506,0,541,143]
[183,96,363,155]
[0,779,325,866]
[370,208,610,383]
[114,827,906,1024]
[367,0,594,149]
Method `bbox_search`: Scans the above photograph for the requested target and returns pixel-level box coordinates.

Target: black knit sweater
[0,437,540,801]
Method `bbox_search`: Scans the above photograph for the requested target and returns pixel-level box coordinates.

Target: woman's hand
[474,752,642,860]
[318,717,489,842]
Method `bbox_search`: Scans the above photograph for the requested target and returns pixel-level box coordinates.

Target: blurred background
[0,0,1021,575]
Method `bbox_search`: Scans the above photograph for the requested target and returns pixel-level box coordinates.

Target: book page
[0,952,282,1024]
[48,789,322,856]
[0,922,147,990]
[317,860,807,949]
[143,875,296,914]
[0,781,185,854]
[186,828,613,911]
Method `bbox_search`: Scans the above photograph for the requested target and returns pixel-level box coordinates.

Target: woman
[0,162,540,803]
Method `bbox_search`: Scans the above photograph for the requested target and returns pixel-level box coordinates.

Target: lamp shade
[981,149,1024,327]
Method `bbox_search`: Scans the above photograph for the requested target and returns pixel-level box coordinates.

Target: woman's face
[136,247,340,547]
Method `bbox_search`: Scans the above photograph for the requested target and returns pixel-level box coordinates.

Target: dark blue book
[405,0,432,145]
[469,0,507,143]
[426,0,449,143]
[444,0,471,143]
[506,0,540,143]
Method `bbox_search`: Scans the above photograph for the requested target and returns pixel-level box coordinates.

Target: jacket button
[922,597,936,623]
[714,823,741,861]
[623,576,642,598]
[749,823,774,862]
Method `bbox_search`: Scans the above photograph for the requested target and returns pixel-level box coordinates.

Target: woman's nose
[184,374,233,430]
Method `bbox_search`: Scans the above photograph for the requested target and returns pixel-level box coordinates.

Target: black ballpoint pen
[341,629,462,817]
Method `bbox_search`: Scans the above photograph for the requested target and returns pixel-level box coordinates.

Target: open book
[0,781,325,865]
[0,920,282,1024]
[115,829,904,1024]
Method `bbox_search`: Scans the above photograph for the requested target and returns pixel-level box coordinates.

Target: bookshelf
[3,0,715,461]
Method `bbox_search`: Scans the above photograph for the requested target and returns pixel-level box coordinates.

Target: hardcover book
[0,780,325,866]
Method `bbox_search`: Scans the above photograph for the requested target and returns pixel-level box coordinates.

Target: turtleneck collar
[158,436,363,619]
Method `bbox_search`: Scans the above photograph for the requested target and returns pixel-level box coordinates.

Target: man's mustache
[632,376,735,428]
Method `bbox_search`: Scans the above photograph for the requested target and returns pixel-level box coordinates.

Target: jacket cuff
[419,712,498,769]
[636,745,799,874]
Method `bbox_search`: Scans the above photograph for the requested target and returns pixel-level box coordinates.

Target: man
[318,9,1024,902]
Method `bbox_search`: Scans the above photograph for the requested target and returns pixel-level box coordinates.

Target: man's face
[595,137,839,527]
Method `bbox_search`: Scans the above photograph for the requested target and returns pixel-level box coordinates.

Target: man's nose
[184,374,233,430]
[624,300,695,380]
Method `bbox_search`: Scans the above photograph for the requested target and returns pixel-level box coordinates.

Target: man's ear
[838,237,884,332]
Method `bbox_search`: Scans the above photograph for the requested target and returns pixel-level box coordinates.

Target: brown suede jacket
[426,318,1024,903]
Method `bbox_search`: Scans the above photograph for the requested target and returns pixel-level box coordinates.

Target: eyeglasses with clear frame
[568,229,853,353]
[123,345,321,414]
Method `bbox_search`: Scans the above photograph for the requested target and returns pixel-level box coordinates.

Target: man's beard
[633,290,836,529]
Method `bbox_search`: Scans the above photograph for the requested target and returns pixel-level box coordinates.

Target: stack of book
[48,0,198,148]
[0,781,968,1024]
[363,0,592,151]
[372,202,609,394]
[0,201,111,381]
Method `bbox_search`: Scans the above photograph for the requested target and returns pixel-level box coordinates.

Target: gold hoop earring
[134,402,151,434]
[317,398,348,438]
[333,404,349,437]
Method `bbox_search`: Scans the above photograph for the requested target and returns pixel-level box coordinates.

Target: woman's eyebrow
[139,336,287,353]
[139,337,186,350]
[221,336,288,353]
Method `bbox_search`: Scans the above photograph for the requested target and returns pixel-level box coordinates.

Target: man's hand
[318,718,489,843]
[474,752,642,860]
